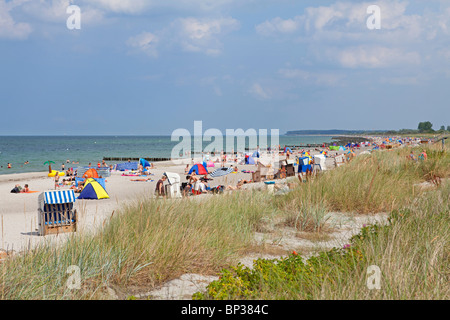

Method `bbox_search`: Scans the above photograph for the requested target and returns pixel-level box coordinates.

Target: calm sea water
[0,135,334,175]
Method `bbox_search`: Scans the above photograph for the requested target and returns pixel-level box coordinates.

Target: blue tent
[252,151,260,158]
[77,178,109,200]
[245,156,256,165]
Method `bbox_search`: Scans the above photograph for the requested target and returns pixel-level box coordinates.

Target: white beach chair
[313,155,327,171]
[38,190,77,236]
[163,172,182,198]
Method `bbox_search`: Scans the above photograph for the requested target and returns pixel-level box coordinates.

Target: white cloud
[85,0,251,15]
[256,16,303,36]
[380,76,420,86]
[333,46,421,68]
[0,0,32,39]
[126,32,159,58]
[175,17,240,55]
[83,0,150,14]
[249,83,270,100]
[19,0,104,26]
[256,0,450,70]
[127,17,240,57]
[278,68,342,86]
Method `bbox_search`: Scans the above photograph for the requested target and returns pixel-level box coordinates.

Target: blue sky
[0,0,449,135]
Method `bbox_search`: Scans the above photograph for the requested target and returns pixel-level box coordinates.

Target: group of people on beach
[10,184,29,193]
[409,149,428,161]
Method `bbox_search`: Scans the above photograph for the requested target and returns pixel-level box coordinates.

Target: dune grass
[0,191,275,299]
[195,181,450,300]
[0,143,448,299]
[275,144,449,214]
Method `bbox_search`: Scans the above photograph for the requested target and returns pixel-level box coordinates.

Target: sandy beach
[0,145,365,253]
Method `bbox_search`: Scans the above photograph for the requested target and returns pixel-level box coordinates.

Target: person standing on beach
[54,174,60,189]
[189,170,200,195]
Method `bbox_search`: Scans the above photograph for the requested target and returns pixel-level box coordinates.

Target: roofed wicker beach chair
[38,190,77,236]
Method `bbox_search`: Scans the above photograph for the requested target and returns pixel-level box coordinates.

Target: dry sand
[0,159,266,252]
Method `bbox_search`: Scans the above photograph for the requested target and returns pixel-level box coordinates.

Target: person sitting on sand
[200,177,212,193]
[76,177,86,187]
[182,183,192,197]
[155,175,167,198]
[21,184,29,193]
[226,179,249,191]
[10,184,22,193]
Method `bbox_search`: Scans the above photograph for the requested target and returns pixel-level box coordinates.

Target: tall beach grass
[0,143,448,299]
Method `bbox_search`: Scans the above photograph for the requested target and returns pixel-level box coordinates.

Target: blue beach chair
[38,190,77,236]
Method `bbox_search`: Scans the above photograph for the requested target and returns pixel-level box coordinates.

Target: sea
[0,135,336,175]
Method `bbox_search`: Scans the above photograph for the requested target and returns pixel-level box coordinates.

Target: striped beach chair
[38,190,77,236]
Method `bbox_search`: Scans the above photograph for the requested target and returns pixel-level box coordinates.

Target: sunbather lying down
[226,179,250,190]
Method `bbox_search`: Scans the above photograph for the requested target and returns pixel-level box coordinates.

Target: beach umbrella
[209,167,234,178]
[44,160,55,173]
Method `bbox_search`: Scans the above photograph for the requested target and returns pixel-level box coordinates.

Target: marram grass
[0,144,448,299]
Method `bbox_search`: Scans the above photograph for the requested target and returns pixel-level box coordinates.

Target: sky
[0,0,449,135]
